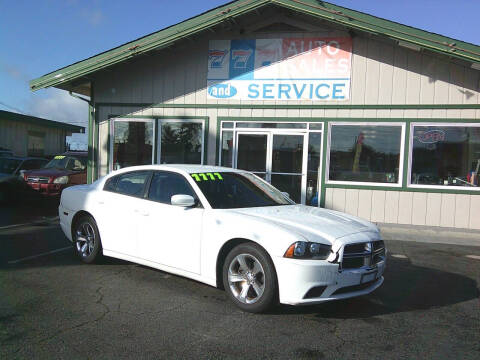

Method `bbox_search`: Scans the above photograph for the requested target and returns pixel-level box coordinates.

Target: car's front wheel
[73,215,102,264]
[223,243,278,313]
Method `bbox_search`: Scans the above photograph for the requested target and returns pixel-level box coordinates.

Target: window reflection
[329,125,402,183]
[161,122,202,164]
[113,121,154,169]
[411,125,480,187]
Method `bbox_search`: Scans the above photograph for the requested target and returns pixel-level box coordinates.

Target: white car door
[95,170,151,257]
[136,171,203,274]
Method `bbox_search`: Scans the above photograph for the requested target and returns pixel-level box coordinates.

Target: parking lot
[0,216,479,360]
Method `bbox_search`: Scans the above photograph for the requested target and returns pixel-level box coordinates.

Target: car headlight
[284,241,332,260]
[53,176,69,184]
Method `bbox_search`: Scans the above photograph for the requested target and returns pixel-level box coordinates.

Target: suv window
[108,171,151,197]
[147,171,196,205]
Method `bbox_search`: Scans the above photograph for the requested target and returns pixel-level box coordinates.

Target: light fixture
[471,62,480,71]
[398,41,421,52]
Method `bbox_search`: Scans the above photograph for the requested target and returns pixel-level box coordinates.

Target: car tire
[222,243,278,313]
[73,215,103,264]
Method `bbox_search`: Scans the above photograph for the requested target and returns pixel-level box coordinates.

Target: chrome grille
[27,176,50,183]
[341,240,385,270]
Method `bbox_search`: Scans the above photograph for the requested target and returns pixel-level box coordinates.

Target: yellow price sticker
[191,172,223,182]
[54,155,66,160]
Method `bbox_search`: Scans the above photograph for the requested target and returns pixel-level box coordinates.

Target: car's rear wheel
[223,243,278,313]
[73,215,102,264]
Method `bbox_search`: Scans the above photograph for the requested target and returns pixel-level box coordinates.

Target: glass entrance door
[271,134,306,204]
[235,131,307,204]
[236,133,268,179]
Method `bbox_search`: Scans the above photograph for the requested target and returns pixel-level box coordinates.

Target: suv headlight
[53,176,69,184]
[284,241,332,260]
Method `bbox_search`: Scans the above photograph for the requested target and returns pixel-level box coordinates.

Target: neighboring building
[0,110,84,157]
[30,0,479,230]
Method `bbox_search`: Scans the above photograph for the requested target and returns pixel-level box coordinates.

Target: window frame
[145,170,202,207]
[407,122,480,191]
[103,170,153,199]
[110,118,156,171]
[325,121,406,187]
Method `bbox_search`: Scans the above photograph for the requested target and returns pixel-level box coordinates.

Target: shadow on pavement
[4,249,479,319]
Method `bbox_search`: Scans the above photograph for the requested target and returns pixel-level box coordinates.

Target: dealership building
[30,0,479,230]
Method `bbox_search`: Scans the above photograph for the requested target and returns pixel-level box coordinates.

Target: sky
[1,0,479,128]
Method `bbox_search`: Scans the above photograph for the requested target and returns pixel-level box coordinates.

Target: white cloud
[28,88,88,129]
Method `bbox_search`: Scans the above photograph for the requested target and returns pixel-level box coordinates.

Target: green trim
[319,121,328,207]
[107,119,111,174]
[218,116,479,123]
[31,0,480,92]
[94,117,99,181]
[114,115,208,119]
[324,183,479,196]
[97,103,480,110]
[0,109,84,132]
[87,103,94,184]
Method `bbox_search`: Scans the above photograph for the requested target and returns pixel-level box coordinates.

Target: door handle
[134,209,149,216]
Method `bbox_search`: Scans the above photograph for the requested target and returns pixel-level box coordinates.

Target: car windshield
[0,158,21,174]
[44,155,86,171]
[191,172,293,209]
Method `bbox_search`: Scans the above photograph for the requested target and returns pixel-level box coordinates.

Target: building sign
[207,38,352,101]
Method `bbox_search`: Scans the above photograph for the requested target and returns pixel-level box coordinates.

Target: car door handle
[134,209,149,216]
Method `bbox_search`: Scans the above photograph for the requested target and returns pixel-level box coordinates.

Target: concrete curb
[378,223,480,247]
[0,216,59,231]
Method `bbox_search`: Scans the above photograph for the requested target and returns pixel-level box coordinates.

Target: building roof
[30,0,480,95]
[0,110,85,132]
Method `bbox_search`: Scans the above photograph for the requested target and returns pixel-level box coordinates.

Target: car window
[20,160,42,170]
[147,171,196,205]
[192,172,293,209]
[111,171,151,197]
[0,158,22,174]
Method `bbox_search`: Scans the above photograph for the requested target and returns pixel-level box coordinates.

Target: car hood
[0,173,15,182]
[230,205,379,245]
[24,168,77,178]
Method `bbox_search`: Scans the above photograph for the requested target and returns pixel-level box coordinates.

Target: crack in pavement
[15,286,112,351]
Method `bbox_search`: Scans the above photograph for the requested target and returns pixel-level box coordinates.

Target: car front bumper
[26,182,65,196]
[273,256,386,305]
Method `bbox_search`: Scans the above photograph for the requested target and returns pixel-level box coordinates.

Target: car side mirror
[171,194,196,207]
[281,191,290,199]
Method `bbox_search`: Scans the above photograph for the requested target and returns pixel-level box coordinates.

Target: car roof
[62,151,88,157]
[1,156,48,161]
[107,164,244,176]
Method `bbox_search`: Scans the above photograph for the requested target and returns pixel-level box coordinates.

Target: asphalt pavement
[0,222,479,359]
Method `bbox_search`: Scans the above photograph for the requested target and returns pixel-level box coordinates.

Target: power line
[0,101,27,115]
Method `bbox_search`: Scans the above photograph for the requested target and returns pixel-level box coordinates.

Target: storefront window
[160,122,202,164]
[410,124,480,188]
[328,124,403,184]
[112,120,154,169]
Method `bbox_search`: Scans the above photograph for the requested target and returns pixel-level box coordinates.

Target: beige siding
[327,190,479,230]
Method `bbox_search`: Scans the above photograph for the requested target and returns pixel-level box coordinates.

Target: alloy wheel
[228,253,265,304]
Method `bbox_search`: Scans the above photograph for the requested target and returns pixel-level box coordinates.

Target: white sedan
[59,165,386,313]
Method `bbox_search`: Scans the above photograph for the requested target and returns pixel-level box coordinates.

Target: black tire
[73,215,103,264]
[222,243,278,313]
